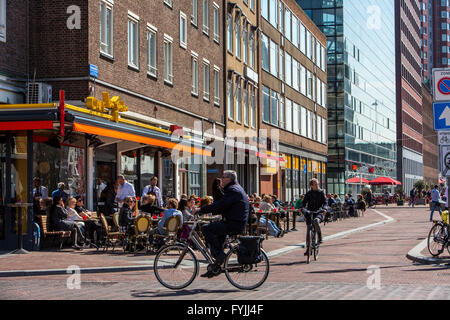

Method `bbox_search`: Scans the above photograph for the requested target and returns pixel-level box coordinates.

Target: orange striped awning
[73,122,211,157]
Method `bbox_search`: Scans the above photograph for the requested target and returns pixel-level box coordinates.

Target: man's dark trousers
[202,221,244,262]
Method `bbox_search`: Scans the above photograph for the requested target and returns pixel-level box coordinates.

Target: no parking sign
[433,68,450,102]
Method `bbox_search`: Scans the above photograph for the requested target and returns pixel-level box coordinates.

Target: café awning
[345,177,370,184]
[369,177,402,186]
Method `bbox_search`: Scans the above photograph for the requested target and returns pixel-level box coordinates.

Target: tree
[414,180,425,198]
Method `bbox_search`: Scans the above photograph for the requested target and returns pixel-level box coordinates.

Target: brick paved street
[1,206,450,300]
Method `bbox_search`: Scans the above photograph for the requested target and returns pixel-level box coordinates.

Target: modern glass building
[296,0,397,196]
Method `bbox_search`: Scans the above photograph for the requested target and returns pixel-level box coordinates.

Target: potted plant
[414,180,426,205]
[395,186,404,206]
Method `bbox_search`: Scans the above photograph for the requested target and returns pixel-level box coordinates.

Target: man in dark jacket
[301,179,327,255]
[194,170,249,278]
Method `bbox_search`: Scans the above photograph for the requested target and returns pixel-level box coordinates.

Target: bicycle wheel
[427,223,446,257]
[313,229,319,261]
[306,229,312,264]
[154,244,199,290]
[224,249,270,290]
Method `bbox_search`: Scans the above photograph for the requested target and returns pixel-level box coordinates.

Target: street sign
[433,68,450,102]
[438,131,450,145]
[89,64,98,78]
[441,145,450,177]
[433,102,450,130]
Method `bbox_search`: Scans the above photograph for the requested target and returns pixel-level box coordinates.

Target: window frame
[203,59,211,102]
[191,51,199,96]
[203,0,210,36]
[127,12,140,70]
[191,0,198,26]
[213,65,220,106]
[163,34,174,84]
[100,0,114,57]
[146,24,158,77]
[213,2,220,43]
[180,11,188,49]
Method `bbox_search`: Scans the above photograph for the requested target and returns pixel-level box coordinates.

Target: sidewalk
[0,209,388,277]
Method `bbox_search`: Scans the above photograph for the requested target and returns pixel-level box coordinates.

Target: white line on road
[266,209,395,259]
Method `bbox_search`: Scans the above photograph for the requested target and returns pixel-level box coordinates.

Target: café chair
[153,215,182,246]
[99,214,125,252]
[132,215,152,253]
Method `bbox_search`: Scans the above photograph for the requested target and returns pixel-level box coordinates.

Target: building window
[293,59,299,91]
[263,86,270,123]
[300,64,306,96]
[262,0,268,20]
[269,0,277,28]
[270,40,278,77]
[235,15,241,59]
[244,85,249,126]
[227,14,233,53]
[300,23,306,54]
[228,80,234,119]
[271,90,278,126]
[192,0,198,25]
[292,15,299,48]
[213,3,219,43]
[250,31,255,69]
[307,70,312,99]
[164,35,174,84]
[301,106,306,137]
[251,87,256,128]
[250,0,255,12]
[147,25,157,77]
[203,60,210,101]
[214,66,220,106]
[243,25,248,64]
[293,103,300,134]
[128,13,139,69]
[285,8,291,42]
[100,1,113,56]
[306,30,312,60]
[164,0,173,7]
[203,0,209,35]
[279,49,284,81]
[279,96,285,129]
[285,98,292,132]
[285,52,292,87]
[180,11,187,48]
[262,33,269,71]
[236,80,242,123]
[191,53,198,95]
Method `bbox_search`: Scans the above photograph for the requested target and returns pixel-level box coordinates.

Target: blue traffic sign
[89,64,98,78]
[434,102,450,131]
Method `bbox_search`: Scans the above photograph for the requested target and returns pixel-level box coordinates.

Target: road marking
[266,209,395,259]
[406,237,450,265]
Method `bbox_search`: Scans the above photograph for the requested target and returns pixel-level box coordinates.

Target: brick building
[432,0,450,69]
[395,0,424,193]
[224,0,260,195]
[260,0,327,201]
[421,84,439,184]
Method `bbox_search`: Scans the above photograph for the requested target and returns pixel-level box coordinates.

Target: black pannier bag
[237,236,263,265]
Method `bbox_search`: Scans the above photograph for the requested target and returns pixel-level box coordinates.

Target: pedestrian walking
[409,188,416,207]
[430,185,443,222]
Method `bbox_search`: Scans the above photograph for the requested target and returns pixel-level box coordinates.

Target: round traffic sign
[445,152,450,169]
[438,77,450,95]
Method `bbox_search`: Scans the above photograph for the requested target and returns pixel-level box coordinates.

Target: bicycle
[302,209,323,264]
[427,220,450,257]
[153,216,270,290]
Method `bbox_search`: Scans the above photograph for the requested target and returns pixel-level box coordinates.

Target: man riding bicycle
[301,178,328,256]
[193,170,249,278]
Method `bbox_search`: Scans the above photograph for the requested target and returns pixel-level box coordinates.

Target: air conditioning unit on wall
[27,82,53,104]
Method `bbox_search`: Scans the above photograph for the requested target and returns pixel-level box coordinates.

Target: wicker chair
[99,214,125,252]
[153,215,182,246]
[132,215,152,253]
[112,212,120,231]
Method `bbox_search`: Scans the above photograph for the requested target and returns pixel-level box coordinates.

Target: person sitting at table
[157,198,183,234]
[74,196,103,245]
[187,196,197,214]
[66,197,86,237]
[140,194,164,216]
[212,178,224,203]
[178,199,194,222]
[119,196,135,235]
[257,195,283,238]
[50,195,85,250]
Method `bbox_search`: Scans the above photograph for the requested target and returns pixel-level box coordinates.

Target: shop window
[121,151,137,189]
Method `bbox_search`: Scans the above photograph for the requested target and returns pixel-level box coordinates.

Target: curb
[0,265,154,278]
[406,238,450,265]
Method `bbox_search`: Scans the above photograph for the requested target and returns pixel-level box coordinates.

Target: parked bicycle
[427,217,450,257]
[153,216,270,290]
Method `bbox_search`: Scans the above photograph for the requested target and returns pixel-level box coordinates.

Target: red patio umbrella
[345,177,370,184]
[369,177,401,186]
